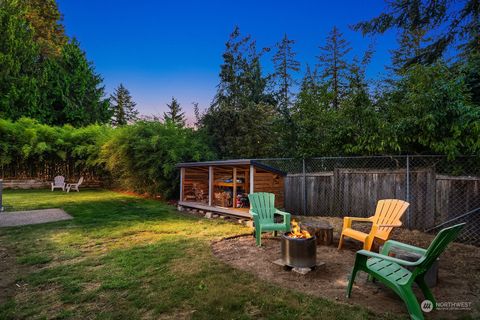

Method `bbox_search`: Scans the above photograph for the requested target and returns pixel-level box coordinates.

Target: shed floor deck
[178,201,251,219]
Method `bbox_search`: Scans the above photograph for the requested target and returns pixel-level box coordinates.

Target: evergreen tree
[291,66,337,157]
[110,84,138,126]
[338,48,388,155]
[272,33,300,114]
[213,26,273,108]
[214,26,250,108]
[354,0,479,64]
[346,44,374,93]
[163,97,185,126]
[271,34,300,156]
[201,27,277,158]
[40,39,111,126]
[18,0,67,58]
[192,102,202,127]
[0,1,111,126]
[391,26,431,72]
[0,0,42,120]
[458,0,480,56]
[317,26,352,109]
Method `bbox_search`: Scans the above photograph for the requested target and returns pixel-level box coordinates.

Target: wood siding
[182,168,209,203]
[181,165,286,209]
[253,169,285,208]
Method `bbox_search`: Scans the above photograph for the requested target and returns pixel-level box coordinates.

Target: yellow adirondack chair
[338,199,410,251]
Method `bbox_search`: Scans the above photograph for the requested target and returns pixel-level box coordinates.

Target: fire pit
[281,233,317,268]
[275,220,320,273]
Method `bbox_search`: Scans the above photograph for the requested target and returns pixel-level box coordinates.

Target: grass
[0,189,392,319]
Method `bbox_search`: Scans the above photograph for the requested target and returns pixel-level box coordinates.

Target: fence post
[406,155,411,228]
[302,158,307,215]
[0,179,3,212]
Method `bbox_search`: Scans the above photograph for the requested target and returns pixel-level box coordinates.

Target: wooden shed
[176,159,285,218]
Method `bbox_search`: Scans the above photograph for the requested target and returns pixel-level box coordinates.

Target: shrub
[100,121,215,199]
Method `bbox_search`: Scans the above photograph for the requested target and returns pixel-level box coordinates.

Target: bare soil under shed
[211,217,480,319]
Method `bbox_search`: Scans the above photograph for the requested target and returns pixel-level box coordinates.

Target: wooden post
[249,165,254,194]
[208,166,213,206]
[232,167,237,208]
[179,168,185,202]
[0,179,3,212]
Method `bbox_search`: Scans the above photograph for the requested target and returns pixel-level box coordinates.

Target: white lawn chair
[51,176,66,191]
[67,177,84,193]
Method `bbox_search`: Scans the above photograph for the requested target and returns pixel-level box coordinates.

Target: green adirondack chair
[248,192,291,246]
[346,223,465,320]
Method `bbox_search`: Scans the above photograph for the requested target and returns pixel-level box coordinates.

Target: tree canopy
[1,0,479,162]
[0,0,110,126]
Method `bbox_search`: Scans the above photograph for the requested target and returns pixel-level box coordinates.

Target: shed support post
[179,168,185,202]
[249,165,254,194]
[232,168,237,208]
[209,166,213,206]
[0,179,3,212]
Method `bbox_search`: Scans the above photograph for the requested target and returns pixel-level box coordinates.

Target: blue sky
[57,0,397,120]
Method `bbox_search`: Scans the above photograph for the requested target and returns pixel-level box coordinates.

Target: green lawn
[0,189,386,319]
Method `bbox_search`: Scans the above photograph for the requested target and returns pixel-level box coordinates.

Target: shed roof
[176,159,286,176]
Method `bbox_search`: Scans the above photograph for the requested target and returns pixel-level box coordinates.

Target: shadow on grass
[3,235,383,320]
[0,189,389,320]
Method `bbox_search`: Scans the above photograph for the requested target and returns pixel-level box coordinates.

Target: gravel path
[0,208,72,227]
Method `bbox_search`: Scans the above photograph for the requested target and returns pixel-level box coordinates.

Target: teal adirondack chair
[248,192,291,246]
[346,223,465,320]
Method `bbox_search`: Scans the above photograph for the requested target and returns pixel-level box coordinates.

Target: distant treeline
[0,118,214,198]
[197,0,480,159]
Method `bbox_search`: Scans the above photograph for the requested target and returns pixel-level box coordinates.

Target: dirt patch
[212,220,480,319]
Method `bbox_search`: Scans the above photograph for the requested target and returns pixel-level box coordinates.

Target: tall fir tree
[163,97,186,126]
[391,28,430,72]
[110,84,138,126]
[271,34,300,156]
[291,65,337,157]
[0,0,42,120]
[317,26,352,109]
[272,33,300,114]
[40,39,111,126]
[18,0,67,58]
[192,102,201,127]
[354,0,479,64]
[338,47,385,155]
[213,26,274,109]
[200,26,276,158]
[459,0,480,56]
[0,1,111,126]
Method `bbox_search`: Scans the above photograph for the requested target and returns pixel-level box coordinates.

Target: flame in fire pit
[287,220,312,239]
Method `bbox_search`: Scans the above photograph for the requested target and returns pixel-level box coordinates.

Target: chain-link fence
[257,156,480,246]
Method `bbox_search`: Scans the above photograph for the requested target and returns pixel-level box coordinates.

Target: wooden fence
[1,161,106,188]
[285,168,480,231]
